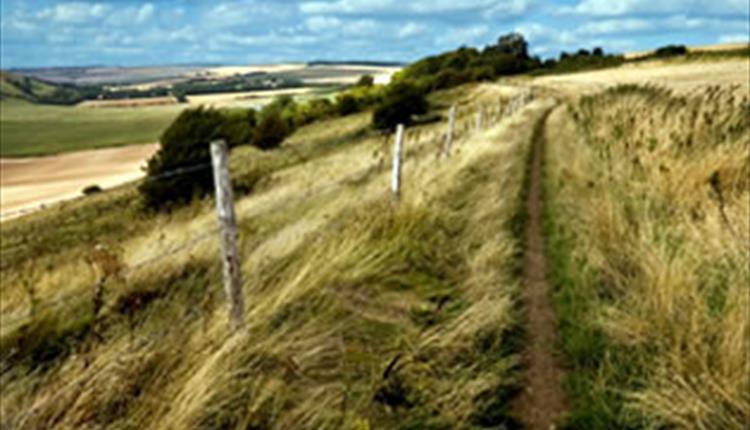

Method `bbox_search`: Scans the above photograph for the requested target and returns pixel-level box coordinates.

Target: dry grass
[0,85,543,428]
[544,84,749,429]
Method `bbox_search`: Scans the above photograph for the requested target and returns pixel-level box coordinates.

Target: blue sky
[1,0,748,68]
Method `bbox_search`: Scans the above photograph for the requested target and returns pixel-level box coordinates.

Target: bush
[471,66,496,82]
[254,109,290,150]
[372,81,429,131]
[221,109,257,147]
[296,98,335,125]
[82,185,102,196]
[139,107,225,211]
[336,93,361,116]
[356,74,375,87]
[654,45,688,57]
[433,69,472,90]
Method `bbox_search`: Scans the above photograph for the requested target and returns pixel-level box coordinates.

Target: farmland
[0,99,182,157]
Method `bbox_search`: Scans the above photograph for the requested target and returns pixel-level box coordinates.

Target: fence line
[2,92,536,332]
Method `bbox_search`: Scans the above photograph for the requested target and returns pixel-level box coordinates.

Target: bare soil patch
[1,143,157,219]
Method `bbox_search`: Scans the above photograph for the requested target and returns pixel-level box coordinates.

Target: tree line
[138,34,694,210]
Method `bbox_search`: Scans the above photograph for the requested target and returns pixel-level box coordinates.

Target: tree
[356,74,375,87]
[592,47,604,57]
[372,81,428,131]
[139,107,226,211]
[495,33,529,59]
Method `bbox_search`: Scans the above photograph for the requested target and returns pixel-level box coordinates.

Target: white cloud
[341,19,380,36]
[436,25,490,46]
[300,0,532,15]
[719,33,750,43]
[300,0,396,14]
[135,3,155,24]
[398,22,427,38]
[561,0,748,16]
[37,2,110,24]
[306,15,342,32]
[207,1,288,28]
[483,0,534,18]
[577,19,652,35]
[216,32,321,47]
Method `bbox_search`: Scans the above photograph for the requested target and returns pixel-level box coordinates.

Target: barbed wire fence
[1,89,537,427]
[1,89,536,349]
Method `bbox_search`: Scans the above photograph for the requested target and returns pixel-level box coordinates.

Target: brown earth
[0,143,157,220]
[512,106,569,429]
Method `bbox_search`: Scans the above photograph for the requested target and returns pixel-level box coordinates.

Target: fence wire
[2,94,535,328]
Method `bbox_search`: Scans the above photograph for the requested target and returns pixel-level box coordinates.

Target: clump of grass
[545,84,749,429]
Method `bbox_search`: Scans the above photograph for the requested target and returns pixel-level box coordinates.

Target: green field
[0,99,184,157]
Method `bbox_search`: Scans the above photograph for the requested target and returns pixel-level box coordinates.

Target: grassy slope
[0,84,546,429]
[544,86,749,429]
[0,98,183,157]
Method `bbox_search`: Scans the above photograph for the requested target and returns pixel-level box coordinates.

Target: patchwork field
[0,99,182,157]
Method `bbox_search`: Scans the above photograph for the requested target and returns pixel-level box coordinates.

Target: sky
[1,0,748,68]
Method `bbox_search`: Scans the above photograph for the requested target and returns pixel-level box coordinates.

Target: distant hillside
[306,60,406,67]
[0,71,90,105]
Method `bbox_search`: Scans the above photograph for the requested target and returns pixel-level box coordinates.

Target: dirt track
[512,106,569,428]
[0,143,157,219]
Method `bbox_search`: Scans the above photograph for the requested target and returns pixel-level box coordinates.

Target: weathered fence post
[476,109,484,131]
[391,124,405,198]
[443,105,456,157]
[210,140,245,332]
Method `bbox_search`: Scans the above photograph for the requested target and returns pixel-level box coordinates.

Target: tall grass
[1,85,544,428]
[544,84,749,429]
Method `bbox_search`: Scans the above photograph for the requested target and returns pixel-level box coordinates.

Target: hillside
[1,40,748,429]
[0,71,86,105]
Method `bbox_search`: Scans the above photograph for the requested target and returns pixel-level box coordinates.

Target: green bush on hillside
[372,81,429,130]
[139,107,228,211]
[254,108,291,150]
[221,109,257,147]
[654,44,688,57]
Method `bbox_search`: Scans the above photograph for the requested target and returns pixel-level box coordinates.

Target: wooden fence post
[391,124,405,198]
[476,109,483,131]
[443,105,456,157]
[210,140,245,332]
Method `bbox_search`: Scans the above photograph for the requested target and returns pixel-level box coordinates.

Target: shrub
[356,74,375,87]
[139,107,225,211]
[221,109,257,147]
[336,93,361,116]
[654,44,688,57]
[372,81,428,131]
[471,66,496,82]
[296,98,335,125]
[254,109,290,150]
[433,69,472,90]
[82,185,103,196]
